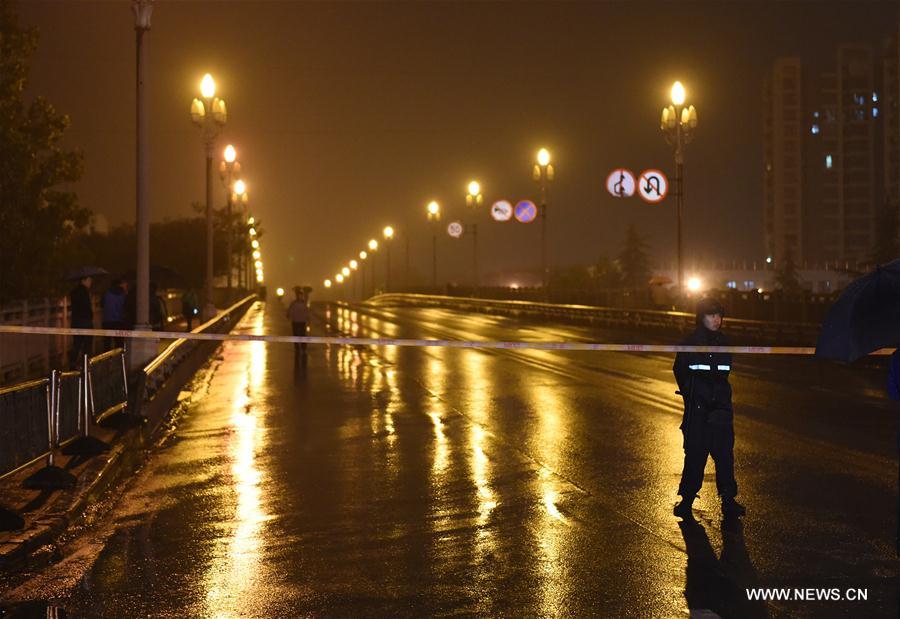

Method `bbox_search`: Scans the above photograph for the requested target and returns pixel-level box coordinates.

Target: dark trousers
[292,321,308,353]
[70,335,93,368]
[678,419,738,500]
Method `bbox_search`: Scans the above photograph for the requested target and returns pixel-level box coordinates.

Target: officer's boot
[722,496,746,518]
[673,495,695,519]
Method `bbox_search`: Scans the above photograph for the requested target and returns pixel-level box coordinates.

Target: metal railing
[366,293,822,345]
[0,378,51,481]
[0,296,256,486]
[141,294,256,400]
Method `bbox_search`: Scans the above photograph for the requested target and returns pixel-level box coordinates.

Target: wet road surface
[3,301,896,617]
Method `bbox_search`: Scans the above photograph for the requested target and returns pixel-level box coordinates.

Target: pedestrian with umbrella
[816,258,900,555]
[64,266,107,368]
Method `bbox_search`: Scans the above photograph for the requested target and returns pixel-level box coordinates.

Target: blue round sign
[514,200,537,224]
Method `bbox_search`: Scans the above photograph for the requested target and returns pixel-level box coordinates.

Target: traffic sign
[637,169,668,204]
[447,221,464,238]
[491,200,513,222]
[514,200,537,224]
[606,168,636,198]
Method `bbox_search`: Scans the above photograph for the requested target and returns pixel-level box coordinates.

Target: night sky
[18,0,900,290]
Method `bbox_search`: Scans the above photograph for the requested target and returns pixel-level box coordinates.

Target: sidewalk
[0,303,255,574]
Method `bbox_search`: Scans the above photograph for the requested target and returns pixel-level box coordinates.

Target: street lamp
[219,145,242,297]
[427,200,440,289]
[130,0,154,364]
[190,72,227,319]
[466,181,483,291]
[358,250,368,299]
[660,80,698,295]
[324,279,332,288]
[532,148,555,294]
[383,226,394,292]
[368,239,378,297]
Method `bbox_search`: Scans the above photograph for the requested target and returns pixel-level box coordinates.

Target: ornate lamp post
[190,73,227,318]
[532,148,554,294]
[660,81,698,294]
[219,145,242,299]
[368,239,379,296]
[383,226,395,292]
[427,200,440,289]
[466,181,483,292]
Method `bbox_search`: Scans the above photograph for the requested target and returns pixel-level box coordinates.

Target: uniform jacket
[673,325,734,435]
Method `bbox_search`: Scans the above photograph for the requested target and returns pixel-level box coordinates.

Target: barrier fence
[365,293,824,345]
[0,349,128,486]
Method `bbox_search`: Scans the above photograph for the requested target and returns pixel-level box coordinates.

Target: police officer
[673,297,746,519]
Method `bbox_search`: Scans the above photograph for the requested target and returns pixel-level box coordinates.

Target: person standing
[181,288,199,331]
[69,275,94,368]
[287,286,310,355]
[101,279,128,350]
[673,297,745,520]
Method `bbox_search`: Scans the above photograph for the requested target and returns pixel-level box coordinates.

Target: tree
[618,224,652,290]
[870,198,899,266]
[774,248,802,293]
[0,1,88,302]
[590,254,622,289]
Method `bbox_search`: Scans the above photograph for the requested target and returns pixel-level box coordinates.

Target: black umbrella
[815,259,900,362]
[64,266,109,281]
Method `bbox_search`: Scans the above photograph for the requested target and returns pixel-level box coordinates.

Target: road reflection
[202,306,271,617]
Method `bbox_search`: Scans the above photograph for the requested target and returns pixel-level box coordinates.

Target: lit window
[727,281,737,289]
[811,124,820,135]
[873,107,879,118]
[744,280,755,289]
[825,154,833,169]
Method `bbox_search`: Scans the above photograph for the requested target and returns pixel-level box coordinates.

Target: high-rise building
[762,58,804,263]
[765,42,888,266]
[884,24,900,204]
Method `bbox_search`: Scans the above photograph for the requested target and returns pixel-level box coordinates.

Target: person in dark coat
[673,297,746,520]
[69,276,94,367]
[101,278,128,350]
[287,286,310,355]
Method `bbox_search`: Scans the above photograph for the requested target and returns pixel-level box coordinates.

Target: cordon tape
[0,325,891,356]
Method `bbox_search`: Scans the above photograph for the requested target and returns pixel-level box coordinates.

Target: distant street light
[532,148,555,295]
[219,144,242,297]
[368,239,378,297]
[190,72,227,318]
[383,226,395,292]
[466,181,483,291]
[324,279,332,288]
[427,200,440,289]
[358,250,368,299]
[336,273,344,283]
[660,80,698,294]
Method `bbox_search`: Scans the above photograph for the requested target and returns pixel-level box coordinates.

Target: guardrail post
[61,354,110,456]
[23,370,77,489]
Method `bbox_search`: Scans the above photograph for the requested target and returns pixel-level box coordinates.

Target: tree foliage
[774,248,802,292]
[0,1,87,302]
[618,224,652,290]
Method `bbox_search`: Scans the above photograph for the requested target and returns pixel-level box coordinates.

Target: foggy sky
[18,0,900,290]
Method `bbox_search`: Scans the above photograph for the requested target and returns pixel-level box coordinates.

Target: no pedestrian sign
[638,169,668,204]
[606,169,636,198]
[514,200,537,224]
